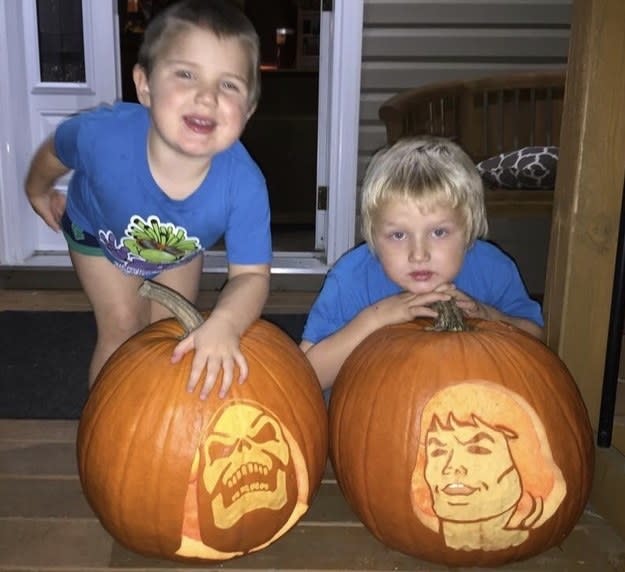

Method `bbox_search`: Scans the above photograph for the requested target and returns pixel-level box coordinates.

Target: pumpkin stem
[138,280,205,336]
[429,299,469,332]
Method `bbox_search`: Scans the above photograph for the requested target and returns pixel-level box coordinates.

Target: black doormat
[0,311,308,420]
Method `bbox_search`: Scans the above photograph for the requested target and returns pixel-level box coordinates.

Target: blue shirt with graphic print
[55,102,271,277]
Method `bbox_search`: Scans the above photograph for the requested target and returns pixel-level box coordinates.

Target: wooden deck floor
[1,420,625,572]
[0,287,317,313]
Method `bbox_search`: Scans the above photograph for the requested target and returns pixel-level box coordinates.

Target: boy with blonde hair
[300,136,544,390]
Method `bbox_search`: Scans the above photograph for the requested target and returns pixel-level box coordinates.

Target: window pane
[36,0,85,83]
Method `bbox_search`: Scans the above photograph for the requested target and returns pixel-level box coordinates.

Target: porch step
[1,420,624,571]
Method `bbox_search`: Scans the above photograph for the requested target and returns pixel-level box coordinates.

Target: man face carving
[424,416,522,523]
[410,382,568,553]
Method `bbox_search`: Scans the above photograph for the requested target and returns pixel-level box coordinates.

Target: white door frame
[324,0,362,266]
[0,0,363,271]
[315,1,363,266]
[0,0,36,265]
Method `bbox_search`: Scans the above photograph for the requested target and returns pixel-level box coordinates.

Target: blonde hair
[360,136,488,249]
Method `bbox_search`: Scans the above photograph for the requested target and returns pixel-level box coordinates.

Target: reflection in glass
[36,0,85,83]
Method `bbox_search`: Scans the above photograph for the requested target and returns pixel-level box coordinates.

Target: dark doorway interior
[117,0,319,251]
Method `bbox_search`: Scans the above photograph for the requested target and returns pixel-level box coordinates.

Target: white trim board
[21,251,329,275]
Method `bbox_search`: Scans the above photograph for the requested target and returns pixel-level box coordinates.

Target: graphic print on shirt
[98,215,202,277]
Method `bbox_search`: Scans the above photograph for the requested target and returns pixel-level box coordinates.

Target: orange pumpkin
[77,282,327,563]
[329,307,594,568]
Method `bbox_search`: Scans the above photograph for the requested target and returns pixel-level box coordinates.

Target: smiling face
[424,417,522,523]
[372,198,467,294]
[134,24,254,163]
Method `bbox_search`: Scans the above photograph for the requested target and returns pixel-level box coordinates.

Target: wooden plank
[1,420,624,570]
[359,92,398,123]
[359,124,387,154]
[0,441,78,477]
[0,289,317,313]
[591,446,625,547]
[0,508,621,571]
[485,191,553,217]
[362,29,569,60]
[364,1,572,26]
[542,0,625,539]
[0,478,358,524]
[360,63,568,91]
[0,419,77,442]
[543,0,625,426]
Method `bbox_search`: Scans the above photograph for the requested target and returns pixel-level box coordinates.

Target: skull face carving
[195,401,298,552]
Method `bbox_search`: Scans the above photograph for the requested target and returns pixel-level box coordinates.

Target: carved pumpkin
[77,282,328,563]
[329,304,594,568]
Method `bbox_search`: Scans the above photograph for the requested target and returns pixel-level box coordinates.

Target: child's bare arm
[473,305,544,340]
[499,314,544,340]
[301,289,450,390]
[171,263,270,399]
[24,136,69,230]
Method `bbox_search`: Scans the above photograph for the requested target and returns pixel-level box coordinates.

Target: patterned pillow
[476,146,559,190]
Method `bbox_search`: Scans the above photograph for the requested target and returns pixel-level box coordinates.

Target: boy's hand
[171,315,247,400]
[448,286,544,339]
[447,286,498,321]
[367,288,452,329]
[27,189,66,231]
[24,137,69,231]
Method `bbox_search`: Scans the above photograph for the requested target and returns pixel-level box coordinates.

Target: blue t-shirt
[55,102,271,277]
[302,240,543,344]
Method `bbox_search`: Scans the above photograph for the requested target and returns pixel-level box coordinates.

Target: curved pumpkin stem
[138,280,205,336]
[430,299,469,332]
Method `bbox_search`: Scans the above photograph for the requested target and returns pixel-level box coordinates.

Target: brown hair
[137,0,261,107]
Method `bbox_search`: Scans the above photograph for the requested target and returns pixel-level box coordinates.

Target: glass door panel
[36,0,85,83]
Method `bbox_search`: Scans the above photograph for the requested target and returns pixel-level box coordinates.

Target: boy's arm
[300,307,383,390]
[171,263,270,399]
[24,136,70,230]
[301,289,449,390]
[211,263,271,334]
[449,287,545,341]
[484,308,544,341]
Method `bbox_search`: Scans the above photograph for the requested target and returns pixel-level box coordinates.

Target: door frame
[0,0,363,271]
[0,0,34,265]
[327,0,363,265]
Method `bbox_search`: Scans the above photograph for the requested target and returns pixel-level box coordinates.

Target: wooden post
[544,0,625,429]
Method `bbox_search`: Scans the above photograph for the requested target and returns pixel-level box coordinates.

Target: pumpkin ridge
[115,365,166,550]
[480,332,592,506]
[110,341,180,550]
[332,346,383,537]
[476,329,518,382]
[79,346,155,528]
[243,327,325,480]
[153,361,200,555]
[365,352,399,539]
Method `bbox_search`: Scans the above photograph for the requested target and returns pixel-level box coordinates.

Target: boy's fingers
[198,367,217,400]
[218,358,234,398]
[236,353,248,383]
